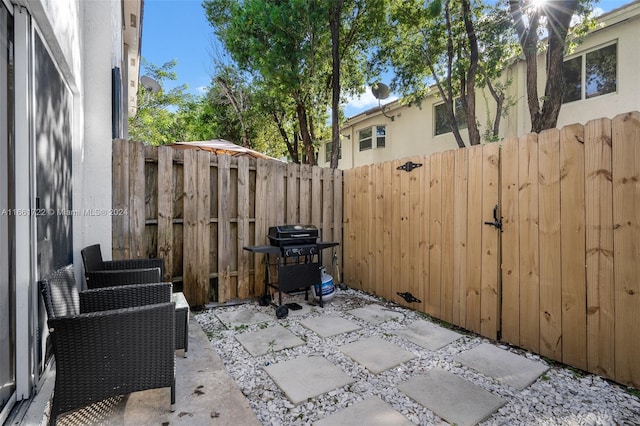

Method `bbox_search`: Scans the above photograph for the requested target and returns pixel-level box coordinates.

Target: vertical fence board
[441,150,455,323]
[560,124,587,370]
[519,133,540,353]
[391,160,402,304]
[300,164,312,225]
[287,163,299,224]
[354,167,365,290]
[311,166,322,229]
[480,143,500,339]
[322,167,334,270]
[196,151,211,303]
[183,150,199,304]
[254,159,269,293]
[501,137,520,345]
[129,142,146,258]
[333,168,343,282]
[237,156,250,299]
[585,118,615,378]
[398,159,412,307]
[365,165,376,295]
[538,129,562,360]
[373,164,384,297]
[112,139,130,260]
[343,168,355,287]
[453,149,468,327]
[612,111,640,388]
[157,146,174,282]
[416,157,430,312]
[382,161,393,300]
[218,154,232,302]
[466,146,483,334]
[429,153,443,318]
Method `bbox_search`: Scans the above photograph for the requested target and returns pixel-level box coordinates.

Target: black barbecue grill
[244,225,338,318]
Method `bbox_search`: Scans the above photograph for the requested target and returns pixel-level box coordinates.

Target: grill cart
[244,225,338,319]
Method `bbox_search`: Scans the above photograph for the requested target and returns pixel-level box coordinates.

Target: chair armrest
[48,303,175,411]
[79,282,172,313]
[103,258,164,275]
[85,267,161,289]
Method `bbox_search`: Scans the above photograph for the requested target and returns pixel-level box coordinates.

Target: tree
[204,0,332,165]
[327,0,386,168]
[508,0,593,132]
[129,60,193,145]
[378,0,515,147]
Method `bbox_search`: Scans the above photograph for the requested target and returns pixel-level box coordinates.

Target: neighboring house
[322,0,640,169]
[0,0,142,421]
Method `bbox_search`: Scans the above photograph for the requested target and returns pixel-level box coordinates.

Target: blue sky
[141,0,630,117]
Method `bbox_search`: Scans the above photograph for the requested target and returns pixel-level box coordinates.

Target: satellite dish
[371,82,390,100]
[140,75,161,94]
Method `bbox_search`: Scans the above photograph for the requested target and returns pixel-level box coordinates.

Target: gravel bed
[194,288,640,425]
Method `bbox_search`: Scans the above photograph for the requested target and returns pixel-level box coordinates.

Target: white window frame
[562,41,618,104]
[358,124,386,152]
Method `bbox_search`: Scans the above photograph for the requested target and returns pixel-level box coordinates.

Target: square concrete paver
[393,320,463,351]
[339,336,415,374]
[313,396,414,426]
[235,324,305,357]
[347,304,404,325]
[264,356,355,405]
[300,315,361,338]
[399,368,505,426]
[216,309,273,328]
[456,343,549,390]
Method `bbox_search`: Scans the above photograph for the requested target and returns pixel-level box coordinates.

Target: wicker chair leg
[171,379,176,412]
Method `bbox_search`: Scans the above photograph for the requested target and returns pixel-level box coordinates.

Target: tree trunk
[462,0,481,146]
[510,0,578,133]
[329,0,343,169]
[272,111,299,163]
[296,102,316,166]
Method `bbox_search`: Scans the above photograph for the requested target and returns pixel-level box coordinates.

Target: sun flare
[530,0,548,10]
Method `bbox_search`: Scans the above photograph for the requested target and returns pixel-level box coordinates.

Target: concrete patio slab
[28,317,261,426]
[456,343,549,390]
[300,315,361,338]
[264,356,355,405]
[339,336,416,374]
[216,309,273,328]
[393,319,463,351]
[313,396,414,426]
[235,324,305,357]
[399,368,505,426]
[347,304,404,325]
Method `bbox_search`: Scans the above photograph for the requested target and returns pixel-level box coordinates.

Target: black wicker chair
[84,266,162,289]
[40,265,175,425]
[81,244,165,284]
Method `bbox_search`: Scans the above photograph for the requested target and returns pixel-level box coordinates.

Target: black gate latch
[484,205,502,232]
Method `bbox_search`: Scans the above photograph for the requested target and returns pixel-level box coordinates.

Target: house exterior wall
[326,0,640,169]
[2,0,141,418]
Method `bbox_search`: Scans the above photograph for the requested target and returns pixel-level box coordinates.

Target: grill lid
[268,225,319,246]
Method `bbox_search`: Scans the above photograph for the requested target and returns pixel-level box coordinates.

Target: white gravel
[195,288,640,425]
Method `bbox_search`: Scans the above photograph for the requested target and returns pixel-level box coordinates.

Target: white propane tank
[312,267,335,302]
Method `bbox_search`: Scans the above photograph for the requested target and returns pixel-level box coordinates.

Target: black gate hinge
[397,161,423,173]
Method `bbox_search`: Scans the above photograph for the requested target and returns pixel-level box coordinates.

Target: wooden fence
[112,141,343,307]
[343,112,639,389]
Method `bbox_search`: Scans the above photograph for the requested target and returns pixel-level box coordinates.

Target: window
[358,125,386,151]
[324,141,342,163]
[563,43,617,103]
[434,98,467,136]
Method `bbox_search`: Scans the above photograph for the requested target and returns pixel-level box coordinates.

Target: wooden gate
[343,112,640,388]
[343,143,501,339]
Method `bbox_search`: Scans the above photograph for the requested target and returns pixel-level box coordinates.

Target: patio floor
[20,316,260,425]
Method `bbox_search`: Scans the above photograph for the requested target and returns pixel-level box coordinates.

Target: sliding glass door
[0,0,15,420]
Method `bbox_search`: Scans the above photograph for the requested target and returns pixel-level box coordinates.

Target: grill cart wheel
[275,304,289,319]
